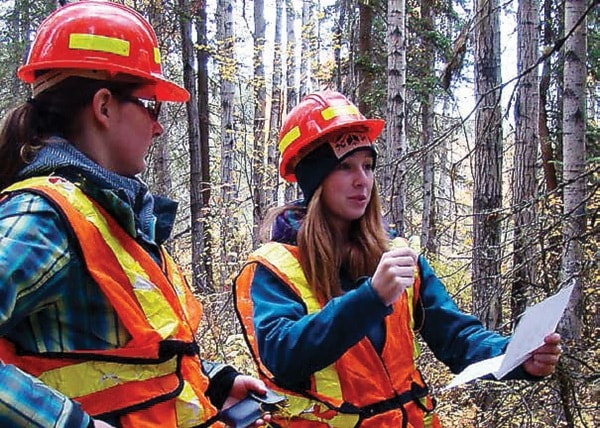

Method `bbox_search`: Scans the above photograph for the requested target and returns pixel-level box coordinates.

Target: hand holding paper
[444,285,573,390]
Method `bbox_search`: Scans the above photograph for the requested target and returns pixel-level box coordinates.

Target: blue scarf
[18,137,177,245]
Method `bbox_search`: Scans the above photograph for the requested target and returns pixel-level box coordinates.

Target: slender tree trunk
[419,0,436,255]
[284,0,298,202]
[179,0,209,292]
[196,1,213,286]
[147,3,173,202]
[300,0,316,97]
[357,1,373,113]
[333,0,348,92]
[511,0,539,323]
[217,0,237,286]
[219,0,236,204]
[472,0,503,330]
[560,0,587,345]
[386,0,407,236]
[539,0,558,192]
[557,3,587,426]
[252,0,267,246]
[268,0,284,206]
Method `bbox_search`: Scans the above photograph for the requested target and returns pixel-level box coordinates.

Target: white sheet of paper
[442,355,504,391]
[444,284,574,390]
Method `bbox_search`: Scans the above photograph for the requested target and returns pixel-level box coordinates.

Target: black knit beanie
[295,132,377,204]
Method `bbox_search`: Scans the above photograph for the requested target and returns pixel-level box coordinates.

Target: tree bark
[418,0,436,255]
[217,0,237,286]
[386,0,407,236]
[472,0,503,330]
[268,0,284,206]
[539,0,558,192]
[284,0,299,202]
[560,0,587,342]
[252,0,267,246]
[357,1,374,113]
[511,0,540,323]
[179,0,210,292]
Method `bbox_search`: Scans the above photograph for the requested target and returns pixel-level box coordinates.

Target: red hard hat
[17,0,189,102]
[278,90,385,182]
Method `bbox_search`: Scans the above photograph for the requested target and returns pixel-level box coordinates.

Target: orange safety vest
[235,240,441,428]
[0,177,222,428]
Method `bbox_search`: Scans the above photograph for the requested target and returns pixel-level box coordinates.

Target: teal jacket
[248,204,536,389]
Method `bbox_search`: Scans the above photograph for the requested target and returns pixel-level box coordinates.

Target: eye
[336,160,352,170]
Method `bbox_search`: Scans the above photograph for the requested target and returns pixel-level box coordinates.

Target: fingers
[371,247,418,306]
[525,352,561,377]
[523,333,563,377]
[544,332,561,346]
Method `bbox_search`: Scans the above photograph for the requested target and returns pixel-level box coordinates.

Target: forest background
[0,0,598,426]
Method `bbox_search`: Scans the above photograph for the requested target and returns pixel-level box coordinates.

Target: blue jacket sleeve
[417,256,541,383]
[417,257,544,381]
[250,264,391,386]
[416,256,511,374]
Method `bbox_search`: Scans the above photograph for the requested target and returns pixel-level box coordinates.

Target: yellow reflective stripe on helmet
[69,33,130,57]
[7,177,179,339]
[321,104,360,121]
[154,47,161,64]
[39,356,178,398]
[279,125,301,153]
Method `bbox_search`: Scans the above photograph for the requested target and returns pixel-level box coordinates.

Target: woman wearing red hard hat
[234,90,562,427]
[0,1,269,427]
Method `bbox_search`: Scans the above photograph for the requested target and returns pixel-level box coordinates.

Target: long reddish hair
[297,181,389,302]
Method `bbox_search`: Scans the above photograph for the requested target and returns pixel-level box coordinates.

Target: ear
[91,88,113,128]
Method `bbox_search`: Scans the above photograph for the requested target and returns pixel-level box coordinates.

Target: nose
[152,120,164,137]
[352,167,369,187]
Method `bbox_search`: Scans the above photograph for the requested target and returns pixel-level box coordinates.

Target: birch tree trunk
[472,0,503,329]
[557,5,587,425]
[386,0,407,236]
[511,0,539,322]
[284,0,299,202]
[252,0,267,245]
[539,0,558,192]
[560,0,587,343]
[268,0,284,206]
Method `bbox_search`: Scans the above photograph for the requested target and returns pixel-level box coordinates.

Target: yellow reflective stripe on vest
[176,381,204,426]
[253,244,359,426]
[6,177,178,339]
[39,356,177,398]
[161,250,196,324]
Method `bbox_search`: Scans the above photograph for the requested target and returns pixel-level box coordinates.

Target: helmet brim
[18,62,190,103]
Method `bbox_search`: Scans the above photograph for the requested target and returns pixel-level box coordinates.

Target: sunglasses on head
[120,95,162,121]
